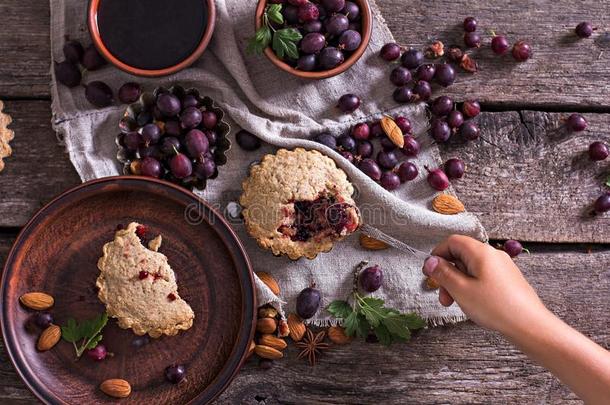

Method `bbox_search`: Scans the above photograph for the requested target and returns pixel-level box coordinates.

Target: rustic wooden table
[1,0,609,403]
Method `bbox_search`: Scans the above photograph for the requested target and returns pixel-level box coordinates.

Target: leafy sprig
[61,312,108,359]
[327,262,425,346]
[247,4,303,60]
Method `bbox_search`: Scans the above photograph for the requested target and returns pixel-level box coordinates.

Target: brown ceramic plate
[1,176,256,404]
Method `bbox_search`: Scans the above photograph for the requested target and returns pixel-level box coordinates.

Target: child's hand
[422,235,549,336]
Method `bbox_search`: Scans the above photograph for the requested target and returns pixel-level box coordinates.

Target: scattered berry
[433,63,456,87]
[575,22,595,38]
[401,48,424,69]
[165,364,187,384]
[426,167,450,191]
[393,86,414,103]
[463,17,477,32]
[359,265,384,292]
[430,96,454,117]
[566,113,587,132]
[390,66,412,86]
[402,136,420,157]
[511,40,532,62]
[462,99,481,118]
[463,32,481,48]
[491,35,510,55]
[86,344,108,361]
[118,82,142,104]
[460,121,480,140]
[398,161,418,182]
[351,123,370,140]
[54,61,81,88]
[359,158,382,181]
[412,80,432,101]
[503,240,523,257]
[63,40,84,64]
[430,119,451,143]
[380,171,401,190]
[588,141,609,161]
[444,158,465,179]
[593,193,610,214]
[337,93,361,113]
[33,313,54,329]
[380,42,401,61]
[236,130,262,151]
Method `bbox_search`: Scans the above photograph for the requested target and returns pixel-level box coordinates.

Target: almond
[37,324,61,351]
[327,326,352,345]
[256,318,277,334]
[426,277,440,290]
[278,319,290,338]
[359,233,389,250]
[258,306,278,319]
[259,334,287,350]
[287,313,305,342]
[20,292,54,310]
[247,340,256,359]
[254,344,283,360]
[381,116,404,148]
[256,271,280,295]
[432,194,465,215]
[100,379,131,398]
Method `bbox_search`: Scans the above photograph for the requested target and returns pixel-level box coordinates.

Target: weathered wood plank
[1,235,607,403]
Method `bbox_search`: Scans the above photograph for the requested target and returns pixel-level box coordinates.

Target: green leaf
[344,311,360,337]
[401,313,426,330]
[326,300,352,319]
[272,28,302,60]
[85,334,103,350]
[382,313,411,340]
[358,297,386,327]
[60,318,81,343]
[266,4,284,25]
[374,324,392,346]
[247,26,272,55]
[60,313,109,358]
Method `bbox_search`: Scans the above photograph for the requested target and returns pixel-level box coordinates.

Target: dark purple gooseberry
[204,129,217,145]
[338,30,362,52]
[282,5,300,24]
[342,1,360,21]
[297,54,317,71]
[460,121,480,140]
[412,80,432,101]
[395,116,411,133]
[63,40,84,64]
[124,132,142,151]
[180,107,202,129]
[141,156,162,178]
[491,35,510,55]
[430,96,454,117]
[416,64,436,82]
[33,312,54,329]
[575,22,594,38]
[338,134,357,152]
[390,66,412,87]
[380,136,396,151]
[401,48,424,69]
[463,17,477,32]
[444,158,465,179]
[321,0,345,12]
[566,113,587,132]
[588,141,609,161]
[370,121,384,137]
[296,287,322,319]
[86,344,108,361]
[356,140,373,158]
[236,130,261,151]
[84,81,113,107]
[464,32,481,48]
[201,111,218,129]
[434,64,456,87]
[303,20,323,34]
[185,129,210,158]
[337,93,361,113]
[380,172,401,190]
[402,135,420,157]
[426,167,450,191]
[298,2,320,22]
[377,150,398,169]
[194,159,216,179]
[138,145,161,160]
[511,40,532,62]
[325,14,349,36]
[393,86,413,103]
[319,47,345,69]
[118,82,141,104]
[136,111,153,127]
[594,193,610,214]
[170,153,193,179]
[160,136,181,155]
[462,99,481,118]
[316,4,327,20]
[340,151,354,162]
[359,265,383,292]
[503,239,523,257]
[82,45,107,71]
[287,0,307,5]
[182,95,199,109]
[316,132,337,149]
[359,158,382,181]
[447,110,464,129]
[351,122,370,140]
[164,120,182,136]
[156,93,181,116]
[140,123,161,145]
[301,33,326,54]
[380,42,401,61]
[55,61,82,88]
[165,364,187,384]
[430,119,451,142]
[398,161,418,182]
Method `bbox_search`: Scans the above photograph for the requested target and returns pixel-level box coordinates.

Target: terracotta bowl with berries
[254,0,373,79]
[116,85,231,191]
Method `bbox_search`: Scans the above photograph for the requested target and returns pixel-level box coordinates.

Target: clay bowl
[1,176,256,404]
[87,0,216,77]
[255,0,372,79]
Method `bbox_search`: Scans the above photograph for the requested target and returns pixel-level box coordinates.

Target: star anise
[296,328,330,366]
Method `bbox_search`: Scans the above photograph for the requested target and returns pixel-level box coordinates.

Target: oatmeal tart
[96,222,194,338]
[240,148,361,260]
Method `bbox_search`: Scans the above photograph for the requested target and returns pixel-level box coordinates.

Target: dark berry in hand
[236,130,261,151]
[511,40,532,62]
[351,122,370,140]
[402,135,420,157]
[118,82,141,104]
[380,171,401,190]
[338,30,362,51]
[416,64,436,82]
[141,157,162,178]
[426,167,450,191]
[393,86,413,103]
[380,43,401,61]
[503,239,523,257]
[575,22,594,38]
[194,159,216,179]
[297,54,318,71]
[431,96,454,117]
[377,150,398,169]
[463,32,482,48]
[165,364,186,384]
[357,140,373,158]
[460,121,480,140]
[322,0,345,12]
[319,47,345,69]
[395,116,412,133]
[325,14,349,36]
[160,137,181,155]
[63,40,84,64]
[390,66,412,86]
[342,1,360,20]
[566,113,587,132]
[180,107,203,129]
[434,64,456,87]
[296,287,321,319]
[303,20,323,34]
[401,48,424,69]
[82,45,107,71]
[337,93,361,113]
[157,93,181,116]
[594,193,610,214]
[359,158,381,181]
[447,110,464,129]
[54,61,81,88]
[201,111,218,129]
[491,35,510,55]
[360,265,383,292]
[463,17,477,32]
[86,344,107,361]
[338,134,356,152]
[170,153,193,179]
[298,2,320,22]
[33,312,54,329]
[398,161,418,182]
[316,132,337,149]
[444,158,465,179]
[412,80,432,101]
[141,123,161,145]
[430,119,451,142]
[301,33,326,54]
[588,141,609,161]
[85,81,113,107]
[462,99,481,118]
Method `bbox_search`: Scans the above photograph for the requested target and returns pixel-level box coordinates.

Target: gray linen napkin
[49,0,487,325]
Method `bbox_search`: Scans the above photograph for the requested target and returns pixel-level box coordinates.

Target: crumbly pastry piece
[0,100,14,172]
[240,148,361,260]
[96,222,194,338]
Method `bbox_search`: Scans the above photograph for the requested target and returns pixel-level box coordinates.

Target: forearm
[506,309,610,404]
